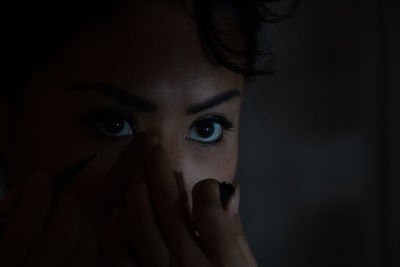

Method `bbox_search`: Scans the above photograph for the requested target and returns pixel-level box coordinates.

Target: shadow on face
[0,2,244,233]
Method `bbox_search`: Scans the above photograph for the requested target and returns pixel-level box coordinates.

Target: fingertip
[192,178,219,196]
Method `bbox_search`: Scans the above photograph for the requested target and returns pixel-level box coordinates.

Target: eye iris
[104,117,124,134]
[196,120,214,138]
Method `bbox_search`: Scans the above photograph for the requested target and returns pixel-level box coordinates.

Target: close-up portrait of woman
[1,0,398,266]
[0,0,301,266]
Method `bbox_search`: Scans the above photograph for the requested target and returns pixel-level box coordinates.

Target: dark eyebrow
[186,89,241,115]
[65,82,158,113]
[65,82,241,115]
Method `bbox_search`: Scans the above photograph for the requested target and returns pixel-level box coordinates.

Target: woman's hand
[0,173,98,267]
[102,133,257,267]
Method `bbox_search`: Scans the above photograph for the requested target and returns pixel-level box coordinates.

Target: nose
[150,132,182,175]
[150,134,200,211]
[154,137,189,203]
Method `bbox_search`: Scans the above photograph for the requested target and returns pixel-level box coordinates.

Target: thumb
[224,183,244,238]
[225,183,240,218]
[226,185,258,267]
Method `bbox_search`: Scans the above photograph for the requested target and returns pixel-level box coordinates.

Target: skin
[0,2,256,266]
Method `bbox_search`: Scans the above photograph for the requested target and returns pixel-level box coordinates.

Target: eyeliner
[0,154,96,233]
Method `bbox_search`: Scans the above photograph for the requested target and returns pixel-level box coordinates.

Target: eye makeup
[78,108,139,139]
[79,108,235,149]
[186,114,235,149]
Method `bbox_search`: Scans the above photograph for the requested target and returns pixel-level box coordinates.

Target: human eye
[186,114,235,148]
[79,109,139,139]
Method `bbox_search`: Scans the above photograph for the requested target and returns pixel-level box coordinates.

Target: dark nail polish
[50,154,96,195]
[219,181,236,208]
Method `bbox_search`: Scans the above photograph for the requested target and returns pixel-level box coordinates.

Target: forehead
[51,2,243,107]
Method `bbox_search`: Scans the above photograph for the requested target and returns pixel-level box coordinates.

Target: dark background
[236,0,399,266]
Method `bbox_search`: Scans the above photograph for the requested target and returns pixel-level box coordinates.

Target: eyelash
[78,109,138,140]
[79,109,235,148]
[186,115,235,149]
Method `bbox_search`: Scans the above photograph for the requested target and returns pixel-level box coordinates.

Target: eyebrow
[65,82,241,115]
[65,82,157,113]
[186,89,241,115]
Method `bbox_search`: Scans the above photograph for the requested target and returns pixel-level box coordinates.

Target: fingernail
[219,181,236,208]
[145,132,159,153]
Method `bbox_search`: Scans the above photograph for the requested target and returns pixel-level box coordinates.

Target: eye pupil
[196,121,214,138]
[104,118,124,134]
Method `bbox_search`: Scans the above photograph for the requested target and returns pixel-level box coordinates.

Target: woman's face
[0,3,243,231]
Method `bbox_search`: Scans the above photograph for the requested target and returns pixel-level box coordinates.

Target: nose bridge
[144,104,185,173]
[153,126,183,173]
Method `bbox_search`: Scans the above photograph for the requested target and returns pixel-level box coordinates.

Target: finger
[61,218,98,267]
[23,193,81,267]
[105,133,146,205]
[125,167,170,266]
[192,179,246,267]
[88,134,146,228]
[0,172,52,267]
[225,185,258,267]
[102,208,138,267]
[144,134,209,266]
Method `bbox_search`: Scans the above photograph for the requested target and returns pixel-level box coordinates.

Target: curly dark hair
[0,0,300,101]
